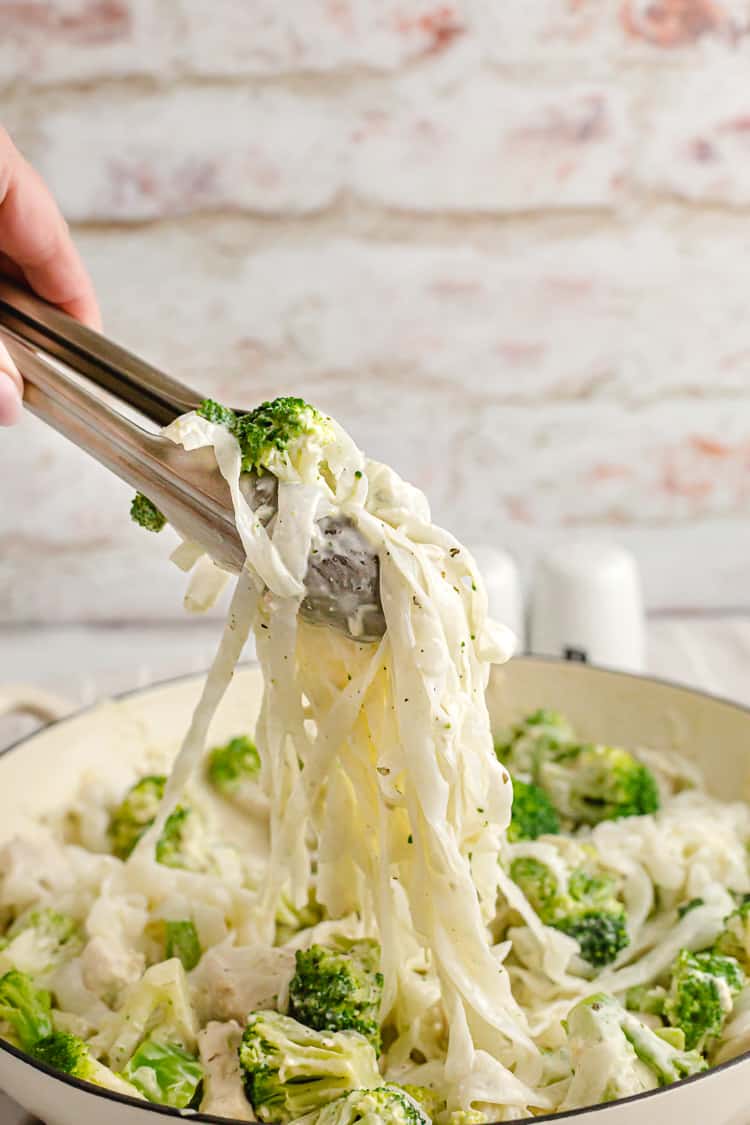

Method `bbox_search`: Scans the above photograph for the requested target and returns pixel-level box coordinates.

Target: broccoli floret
[2,909,82,977]
[155,805,205,871]
[206,735,261,804]
[715,900,750,966]
[288,937,384,1051]
[620,1007,707,1083]
[509,849,629,969]
[508,857,558,917]
[108,775,166,860]
[447,1112,487,1125]
[498,711,660,826]
[31,1031,141,1097]
[130,493,166,533]
[664,949,745,1051]
[0,970,53,1049]
[399,1086,445,1123]
[545,743,660,825]
[296,1086,431,1125]
[197,396,332,476]
[555,911,629,970]
[562,993,705,1110]
[495,710,575,771]
[507,778,560,842]
[196,398,238,429]
[238,1010,382,1124]
[165,921,202,973]
[562,993,655,1108]
[121,1037,204,1108]
[625,984,667,1017]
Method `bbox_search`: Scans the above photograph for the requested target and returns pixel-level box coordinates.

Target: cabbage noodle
[148,406,536,1113]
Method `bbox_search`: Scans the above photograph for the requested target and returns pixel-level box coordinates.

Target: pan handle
[0,686,75,726]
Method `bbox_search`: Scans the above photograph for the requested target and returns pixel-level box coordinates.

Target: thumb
[0,339,23,426]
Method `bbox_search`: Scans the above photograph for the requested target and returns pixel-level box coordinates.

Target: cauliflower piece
[198,1020,255,1120]
[190,941,295,1024]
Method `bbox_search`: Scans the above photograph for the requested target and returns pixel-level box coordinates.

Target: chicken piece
[190,941,295,1024]
[80,891,148,1002]
[81,936,144,1003]
[199,1020,255,1120]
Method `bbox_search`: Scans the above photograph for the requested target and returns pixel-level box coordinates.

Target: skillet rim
[1,655,749,1123]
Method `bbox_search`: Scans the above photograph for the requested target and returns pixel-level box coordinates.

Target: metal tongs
[0,279,384,641]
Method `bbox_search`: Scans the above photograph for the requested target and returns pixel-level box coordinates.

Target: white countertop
[1,614,749,1122]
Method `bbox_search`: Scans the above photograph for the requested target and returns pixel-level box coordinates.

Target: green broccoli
[399,1086,445,1123]
[497,710,660,826]
[447,1113,487,1125]
[206,735,261,805]
[508,857,558,916]
[715,900,750,967]
[238,1010,382,1124]
[197,396,333,476]
[154,805,205,871]
[507,779,560,842]
[31,1032,142,1097]
[545,743,660,825]
[625,984,667,1017]
[0,970,53,1049]
[562,993,705,1109]
[555,911,629,970]
[294,1086,431,1125]
[108,775,166,860]
[620,1008,707,1083]
[509,850,629,969]
[1,909,82,977]
[196,398,238,430]
[130,493,166,533]
[165,921,202,973]
[495,710,576,773]
[288,937,384,1051]
[664,949,745,1051]
[121,1037,204,1108]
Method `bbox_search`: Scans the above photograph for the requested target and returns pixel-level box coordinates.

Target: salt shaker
[469,545,525,655]
[530,541,645,672]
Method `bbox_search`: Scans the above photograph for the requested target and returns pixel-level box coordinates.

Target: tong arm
[2,328,245,574]
[0,278,202,426]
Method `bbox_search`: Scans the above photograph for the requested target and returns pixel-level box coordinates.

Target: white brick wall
[1,0,749,621]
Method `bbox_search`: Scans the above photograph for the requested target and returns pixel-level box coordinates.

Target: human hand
[0,128,100,425]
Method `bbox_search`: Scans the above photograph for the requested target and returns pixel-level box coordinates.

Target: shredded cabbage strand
[157,409,534,1109]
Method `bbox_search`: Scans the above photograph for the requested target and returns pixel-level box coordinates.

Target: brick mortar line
[63,193,750,242]
[258,370,749,408]
[0,48,727,101]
